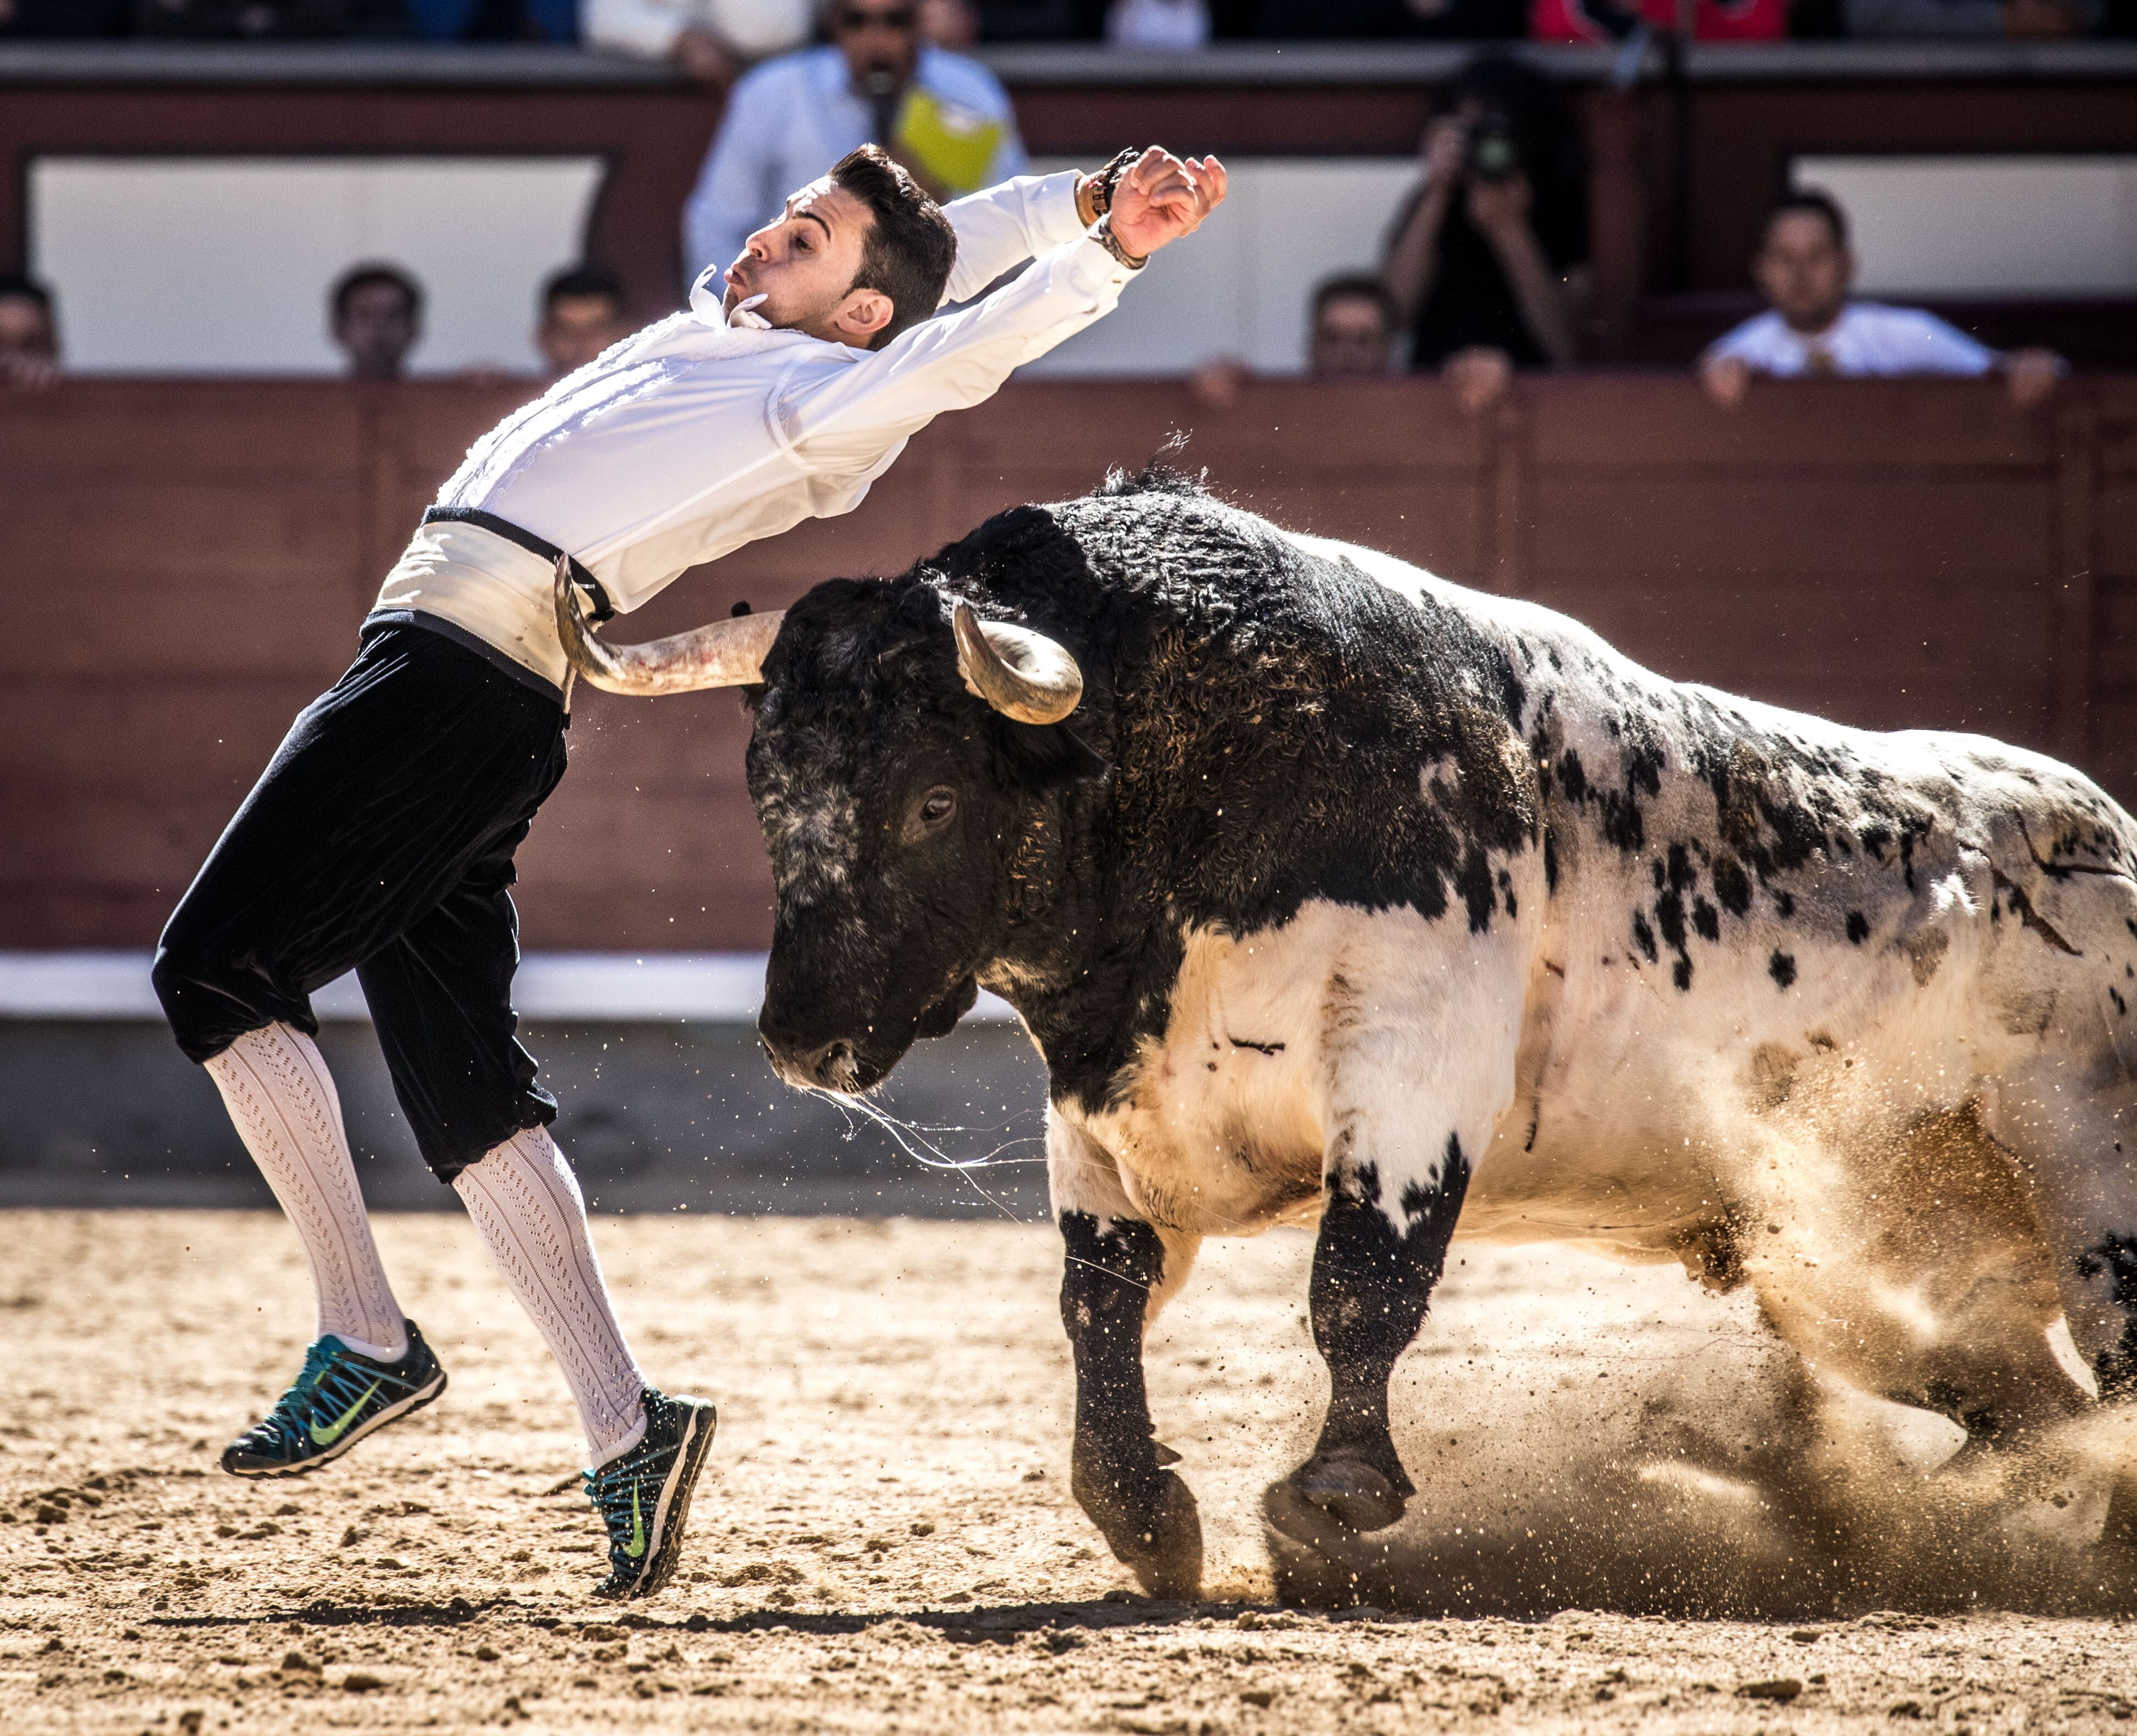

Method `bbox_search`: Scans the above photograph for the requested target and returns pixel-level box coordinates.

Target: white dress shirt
[373,172,1113,691]
[582,0,813,59]
[1705,302,1997,378]
[682,44,1028,289]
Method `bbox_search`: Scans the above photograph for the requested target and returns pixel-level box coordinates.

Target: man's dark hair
[828,144,956,350]
[1769,189,1849,251]
[0,271,53,313]
[1313,273,1397,330]
[331,262,422,322]
[542,263,627,315]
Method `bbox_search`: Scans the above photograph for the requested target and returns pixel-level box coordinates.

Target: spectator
[134,0,357,33]
[1380,54,1588,416]
[582,0,813,85]
[1700,191,2063,411]
[536,263,635,376]
[682,0,1026,287]
[1,0,131,32]
[0,272,60,392]
[919,0,979,40]
[1257,0,1525,37]
[1843,0,2100,36]
[331,263,423,382]
[1106,0,1209,45]
[401,0,577,35]
[1309,273,1400,377]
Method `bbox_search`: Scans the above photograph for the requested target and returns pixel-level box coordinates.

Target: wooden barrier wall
[5,375,2133,954]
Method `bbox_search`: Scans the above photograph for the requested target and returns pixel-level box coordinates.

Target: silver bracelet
[1092,214,1148,273]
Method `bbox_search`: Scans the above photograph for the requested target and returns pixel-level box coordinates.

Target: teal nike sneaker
[221,1322,447,1478]
[585,1388,718,1600]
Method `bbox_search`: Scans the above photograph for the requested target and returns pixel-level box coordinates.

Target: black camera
[1464,115,1524,185]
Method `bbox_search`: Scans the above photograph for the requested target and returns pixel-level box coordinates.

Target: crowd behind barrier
[4,0,2131,57]
[5,371,2129,957]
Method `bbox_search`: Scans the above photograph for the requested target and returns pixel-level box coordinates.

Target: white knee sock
[453,1127,647,1468]
[205,1023,409,1363]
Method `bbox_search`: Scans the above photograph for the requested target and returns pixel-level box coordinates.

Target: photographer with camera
[1380,55,1588,415]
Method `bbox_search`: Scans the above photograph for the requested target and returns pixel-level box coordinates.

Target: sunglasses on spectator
[836,5,915,27]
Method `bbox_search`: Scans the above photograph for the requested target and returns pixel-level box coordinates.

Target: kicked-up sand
[1,1208,2132,1733]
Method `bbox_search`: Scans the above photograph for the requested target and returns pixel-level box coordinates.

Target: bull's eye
[905,786,957,842]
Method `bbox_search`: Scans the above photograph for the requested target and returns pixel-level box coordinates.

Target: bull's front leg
[1051,1115,1204,1599]
[1270,1140,1471,1540]
[1270,932,1522,1546]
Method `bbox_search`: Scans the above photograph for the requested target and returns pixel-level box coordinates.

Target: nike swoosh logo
[624,1487,646,1560]
[309,1378,383,1447]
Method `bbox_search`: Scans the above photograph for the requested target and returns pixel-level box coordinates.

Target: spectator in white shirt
[1701,191,2063,411]
[582,0,813,86]
[683,0,1026,288]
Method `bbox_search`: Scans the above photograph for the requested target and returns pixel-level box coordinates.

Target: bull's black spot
[1769,950,1797,989]
[1712,855,1752,919]
[1543,826,1560,894]
[2112,986,2128,1018]
[1774,890,1795,919]
[1631,911,1658,964]
[2074,1234,2137,1398]
[1846,910,1869,944]
[1692,897,1720,943]
[1673,957,1693,991]
[1558,749,1588,804]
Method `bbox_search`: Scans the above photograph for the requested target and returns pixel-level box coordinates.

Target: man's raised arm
[792,150,1226,472]
[935,148,1150,308]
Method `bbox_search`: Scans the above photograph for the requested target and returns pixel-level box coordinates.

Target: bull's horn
[951,601,1083,725]
[552,555,785,696]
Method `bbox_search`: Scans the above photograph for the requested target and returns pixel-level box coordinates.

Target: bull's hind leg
[1978,994,2137,1545]
[1267,935,1516,1546]
[1049,1111,1205,1599]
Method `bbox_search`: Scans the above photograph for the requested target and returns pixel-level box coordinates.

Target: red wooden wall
[6,374,2132,953]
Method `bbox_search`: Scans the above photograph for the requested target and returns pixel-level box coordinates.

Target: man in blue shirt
[684,0,1025,286]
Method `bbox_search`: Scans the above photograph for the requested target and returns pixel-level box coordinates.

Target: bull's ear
[989,717,1109,791]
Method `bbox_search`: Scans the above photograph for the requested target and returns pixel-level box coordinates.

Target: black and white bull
[558,470,2137,1598]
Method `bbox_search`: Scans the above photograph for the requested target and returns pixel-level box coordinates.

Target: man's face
[333,280,418,380]
[723,180,880,341]
[0,294,56,361]
[1754,210,1852,334]
[1310,294,1395,377]
[833,0,918,92]
[538,293,631,376]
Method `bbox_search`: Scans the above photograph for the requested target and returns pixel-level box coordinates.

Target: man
[1701,191,2063,411]
[0,271,60,391]
[1186,272,1399,411]
[330,263,422,383]
[1380,53,1587,416]
[536,264,635,377]
[1308,273,1400,377]
[682,0,1025,286]
[153,143,1225,1602]
[583,0,812,86]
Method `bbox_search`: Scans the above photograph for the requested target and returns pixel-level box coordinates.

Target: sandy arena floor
[2,1208,2132,1734]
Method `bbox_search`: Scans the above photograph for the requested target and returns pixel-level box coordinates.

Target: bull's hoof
[1073,1463,1203,1602]
[1268,1457,1408,1540]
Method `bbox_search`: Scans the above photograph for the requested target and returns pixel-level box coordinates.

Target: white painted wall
[31,151,2132,377]
[30,155,605,375]
[1791,154,2137,297]
[30,151,1419,378]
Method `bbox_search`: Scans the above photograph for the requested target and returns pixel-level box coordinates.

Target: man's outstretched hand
[1108,148,1227,261]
